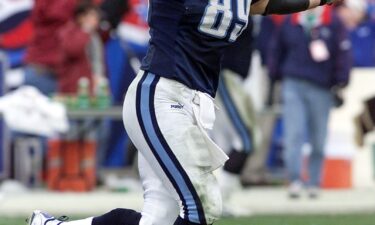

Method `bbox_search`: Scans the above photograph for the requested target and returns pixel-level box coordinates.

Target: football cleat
[27,210,69,225]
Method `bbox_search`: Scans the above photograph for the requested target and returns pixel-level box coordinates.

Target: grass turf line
[2,214,375,225]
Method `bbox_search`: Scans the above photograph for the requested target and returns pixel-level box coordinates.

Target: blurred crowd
[0,0,373,91]
[0,0,143,190]
[23,0,125,97]
[0,0,373,96]
[0,0,374,198]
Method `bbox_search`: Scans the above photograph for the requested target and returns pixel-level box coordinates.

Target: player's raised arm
[250,0,340,15]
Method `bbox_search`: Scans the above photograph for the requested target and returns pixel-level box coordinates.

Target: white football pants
[123,71,227,225]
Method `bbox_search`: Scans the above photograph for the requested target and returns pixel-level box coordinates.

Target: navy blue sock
[92,208,141,225]
[174,216,208,225]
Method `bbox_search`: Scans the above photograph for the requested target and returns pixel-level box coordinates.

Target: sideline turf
[1,214,375,225]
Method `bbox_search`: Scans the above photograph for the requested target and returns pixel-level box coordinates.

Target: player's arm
[250,0,339,15]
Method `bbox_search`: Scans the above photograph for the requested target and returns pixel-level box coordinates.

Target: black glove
[333,92,344,108]
[331,85,345,108]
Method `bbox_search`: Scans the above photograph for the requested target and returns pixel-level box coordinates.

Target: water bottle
[76,77,90,109]
[95,78,110,109]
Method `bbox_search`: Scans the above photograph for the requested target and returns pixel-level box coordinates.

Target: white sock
[63,217,93,225]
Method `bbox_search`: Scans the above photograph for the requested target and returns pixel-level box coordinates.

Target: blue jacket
[268,8,352,89]
[350,20,375,67]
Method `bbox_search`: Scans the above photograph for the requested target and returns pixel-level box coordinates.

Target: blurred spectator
[268,6,352,199]
[355,97,375,147]
[0,0,33,51]
[367,0,375,21]
[102,0,149,169]
[255,15,286,107]
[256,15,285,66]
[58,2,104,95]
[337,0,374,67]
[24,0,78,96]
[58,2,110,184]
[337,0,367,30]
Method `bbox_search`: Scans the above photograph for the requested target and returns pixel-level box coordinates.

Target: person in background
[58,2,109,178]
[268,6,352,199]
[24,0,78,96]
[368,0,375,22]
[58,2,104,95]
[256,15,286,67]
[337,0,372,67]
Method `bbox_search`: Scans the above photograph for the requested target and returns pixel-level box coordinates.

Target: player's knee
[186,172,223,224]
[140,194,179,225]
[198,185,223,224]
[202,197,222,224]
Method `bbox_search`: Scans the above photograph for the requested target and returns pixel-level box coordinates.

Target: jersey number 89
[199,0,251,42]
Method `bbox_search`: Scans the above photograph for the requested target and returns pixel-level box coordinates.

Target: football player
[212,23,257,216]
[28,1,339,225]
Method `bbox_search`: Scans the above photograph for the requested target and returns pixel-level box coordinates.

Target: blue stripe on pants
[218,78,252,153]
[135,72,206,224]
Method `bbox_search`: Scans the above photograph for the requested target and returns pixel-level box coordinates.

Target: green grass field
[1,214,375,225]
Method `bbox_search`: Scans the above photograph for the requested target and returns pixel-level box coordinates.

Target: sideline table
[67,106,123,120]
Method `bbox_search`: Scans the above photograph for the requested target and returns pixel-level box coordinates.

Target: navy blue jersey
[141,0,258,97]
[221,19,253,79]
